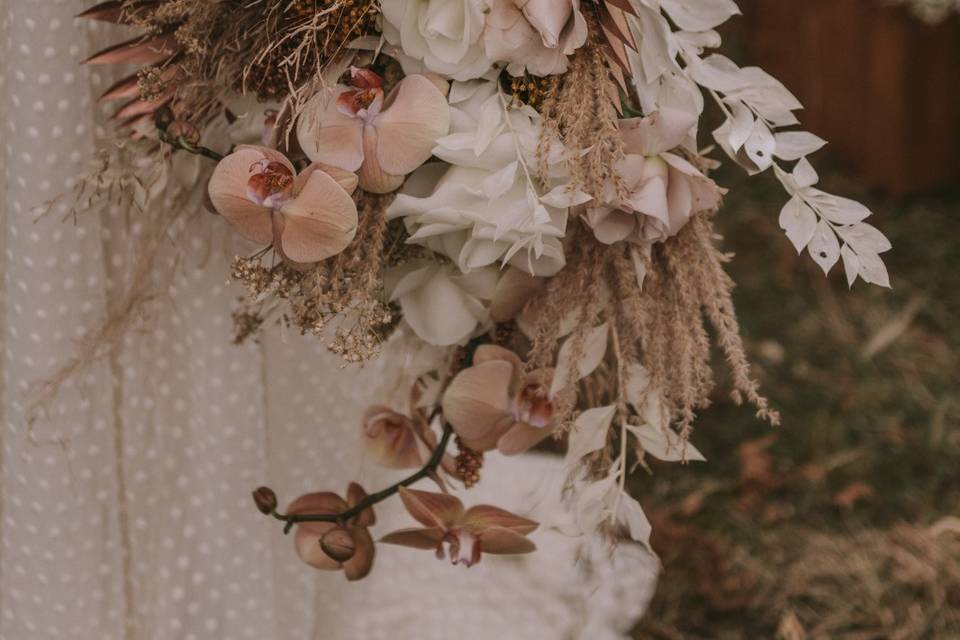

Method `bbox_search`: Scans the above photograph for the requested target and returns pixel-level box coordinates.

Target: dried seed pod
[252,486,278,515]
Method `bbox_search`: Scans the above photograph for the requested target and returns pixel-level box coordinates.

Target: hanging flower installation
[71,0,891,580]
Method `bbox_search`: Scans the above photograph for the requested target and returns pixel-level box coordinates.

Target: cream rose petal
[397,267,482,346]
[521,0,574,48]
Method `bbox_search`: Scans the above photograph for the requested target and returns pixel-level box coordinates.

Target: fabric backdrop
[0,2,658,638]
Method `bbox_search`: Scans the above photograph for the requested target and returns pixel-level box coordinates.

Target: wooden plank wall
[736,0,960,195]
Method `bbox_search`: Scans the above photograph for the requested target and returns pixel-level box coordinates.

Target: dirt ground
[632,163,960,639]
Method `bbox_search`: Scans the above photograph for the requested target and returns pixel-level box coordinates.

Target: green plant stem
[160,132,225,162]
[273,422,455,534]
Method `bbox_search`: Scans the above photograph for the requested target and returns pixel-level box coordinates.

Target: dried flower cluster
[69,0,890,581]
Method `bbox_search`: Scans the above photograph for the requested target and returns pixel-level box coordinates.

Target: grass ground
[632,162,960,639]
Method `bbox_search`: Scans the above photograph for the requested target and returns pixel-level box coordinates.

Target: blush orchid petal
[371,75,451,177]
[297,87,366,171]
[441,360,515,450]
[361,406,425,470]
[276,168,358,263]
[207,148,275,245]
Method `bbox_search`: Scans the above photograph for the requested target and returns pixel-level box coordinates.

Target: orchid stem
[271,422,455,534]
[158,130,225,162]
[161,135,224,162]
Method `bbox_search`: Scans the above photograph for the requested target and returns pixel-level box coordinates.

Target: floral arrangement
[72,0,891,580]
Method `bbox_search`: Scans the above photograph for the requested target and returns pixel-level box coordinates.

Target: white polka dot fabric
[0,2,658,639]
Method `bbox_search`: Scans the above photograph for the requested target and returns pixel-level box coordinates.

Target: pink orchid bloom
[296,68,451,194]
[484,0,588,77]
[361,379,461,474]
[361,406,432,470]
[380,488,537,567]
[441,345,575,455]
[286,483,375,581]
[585,109,724,245]
[207,145,359,264]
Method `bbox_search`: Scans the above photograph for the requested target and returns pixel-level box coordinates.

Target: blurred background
[632,1,960,638]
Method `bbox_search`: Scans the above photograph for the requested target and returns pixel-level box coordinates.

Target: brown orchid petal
[441,360,514,448]
[277,168,358,263]
[295,162,358,196]
[496,421,556,456]
[379,527,446,550]
[287,491,349,517]
[84,34,177,65]
[207,148,274,245]
[336,87,384,118]
[293,523,342,570]
[463,505,539,535]
[297,87,365,171]
[476,526,537,555]
[346,482,376,528]
[247,161,294,208]
[361,406,424,470]
[349,67,385,89]
[397,487,464,529]
[489,268,545,323]
[372,75,451,176]
[287,492,347,570]
[357,127,405,194]
[343,525,376,581]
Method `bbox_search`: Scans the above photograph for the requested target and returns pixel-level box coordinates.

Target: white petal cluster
[388,80,584,280]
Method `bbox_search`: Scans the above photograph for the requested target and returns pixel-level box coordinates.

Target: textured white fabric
[0,2,658,639]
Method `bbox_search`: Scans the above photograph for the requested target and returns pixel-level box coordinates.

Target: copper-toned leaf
[77,1,127,23]
[112,90,174,120]
[84,34,177,66]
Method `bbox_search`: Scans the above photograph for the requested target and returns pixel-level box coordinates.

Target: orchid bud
[167,120,200,145]
[154,105,175,130]
[252,486,278,515]
[320,527,357,562]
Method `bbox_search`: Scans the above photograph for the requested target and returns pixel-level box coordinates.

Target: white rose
[385,260,499,346]
[388,80,589,278]
[381,0,494,81]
